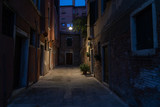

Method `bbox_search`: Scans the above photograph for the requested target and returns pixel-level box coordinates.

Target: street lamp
[69,26,73,31]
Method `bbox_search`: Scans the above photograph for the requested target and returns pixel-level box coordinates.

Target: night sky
[60,0,85,6]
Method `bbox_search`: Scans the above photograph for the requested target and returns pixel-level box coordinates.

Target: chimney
[72,0,75,6]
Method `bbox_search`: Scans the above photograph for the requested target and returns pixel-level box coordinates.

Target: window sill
[132,48,156,56]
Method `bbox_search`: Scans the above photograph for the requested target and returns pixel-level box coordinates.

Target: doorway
[66,53,73,65]
[14,36,22,89]
[13,35,29,89]
[40,45,44,76]
[102,45,110,84]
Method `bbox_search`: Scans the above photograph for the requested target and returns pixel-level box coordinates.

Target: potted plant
[80,64,90,75]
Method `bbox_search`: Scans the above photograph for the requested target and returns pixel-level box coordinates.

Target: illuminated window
[61,23,66,27]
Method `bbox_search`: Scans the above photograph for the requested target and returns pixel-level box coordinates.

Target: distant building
[59,32,80,65]
[86,0,160,106]
[59,0,87,66]
[59,0,87,33]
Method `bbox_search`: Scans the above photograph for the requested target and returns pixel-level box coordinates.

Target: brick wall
[90,0,160,106]
[59,34,80,66]
[93,35,103,82]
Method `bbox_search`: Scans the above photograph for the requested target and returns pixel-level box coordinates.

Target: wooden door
[66,53,73,65]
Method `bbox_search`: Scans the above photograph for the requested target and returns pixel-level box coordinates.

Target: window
[136,5,153,50]
[32,0,40,10]
[101,0,107,15]
[30,29,36,47]
[67,24,70,27]
[67,24,73,27]
[36,0,40,10]
[67,37,72,46]
[61,23,66,27]
[131,1,158,55]
[2,5,14,37]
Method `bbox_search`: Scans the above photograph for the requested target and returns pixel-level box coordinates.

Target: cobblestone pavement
[8,67,128,107]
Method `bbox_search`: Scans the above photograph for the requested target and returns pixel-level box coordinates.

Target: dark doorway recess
[104,46,109,84]
[66,53,73,65]
[13,36,22,89]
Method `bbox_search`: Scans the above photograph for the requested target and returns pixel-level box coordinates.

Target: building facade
[59,0,87,32]
[40,0,59,75]
[59,0,87,66]
[0,0,59,106]
[59,32,80,66]
[86,0,160,106]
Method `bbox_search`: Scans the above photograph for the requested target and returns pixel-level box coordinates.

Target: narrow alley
[8,67,128,107]
[1,0,160,106]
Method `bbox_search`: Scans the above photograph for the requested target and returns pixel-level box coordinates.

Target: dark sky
[60,0,85,6]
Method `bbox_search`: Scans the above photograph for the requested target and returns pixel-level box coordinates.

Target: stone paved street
[8,67,128,107]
